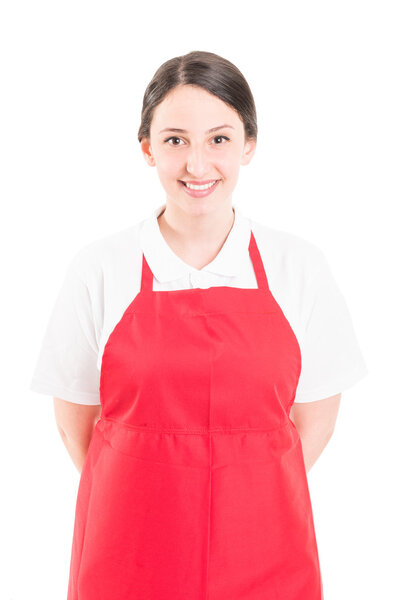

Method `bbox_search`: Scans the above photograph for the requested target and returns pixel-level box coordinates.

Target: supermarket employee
[30,51,368,600]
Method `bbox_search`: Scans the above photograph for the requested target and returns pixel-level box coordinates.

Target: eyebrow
[158,124,235,135]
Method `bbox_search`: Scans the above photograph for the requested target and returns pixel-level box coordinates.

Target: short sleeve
[294,250,369,403]
[29,250,101,405]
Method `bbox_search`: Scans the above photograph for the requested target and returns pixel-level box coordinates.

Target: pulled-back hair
[137,50,257,143]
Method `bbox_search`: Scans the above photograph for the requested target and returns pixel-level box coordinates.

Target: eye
[164,136,184,146]
[163,135,230,146]
[212,135,230,144]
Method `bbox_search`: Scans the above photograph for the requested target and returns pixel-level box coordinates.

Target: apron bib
[67,229,323,600]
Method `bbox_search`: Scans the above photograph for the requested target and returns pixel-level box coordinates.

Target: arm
[53,397,102,474]
[289,393,341,474]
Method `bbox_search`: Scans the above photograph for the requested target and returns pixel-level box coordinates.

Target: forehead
[151,85,242,131]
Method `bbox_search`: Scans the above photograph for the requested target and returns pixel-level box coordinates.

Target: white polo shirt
[29,203,368,405]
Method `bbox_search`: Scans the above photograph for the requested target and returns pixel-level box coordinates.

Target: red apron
[67,229,323,599]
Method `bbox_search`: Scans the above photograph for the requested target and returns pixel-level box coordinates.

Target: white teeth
[184,180,218,190]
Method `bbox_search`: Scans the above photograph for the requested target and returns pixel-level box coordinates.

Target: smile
[183,180,218,190]
[179,179,221,198]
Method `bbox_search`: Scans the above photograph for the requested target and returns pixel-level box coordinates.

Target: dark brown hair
[137,50,257,143]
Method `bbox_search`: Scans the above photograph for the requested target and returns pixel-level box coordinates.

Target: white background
[1,1,399,598]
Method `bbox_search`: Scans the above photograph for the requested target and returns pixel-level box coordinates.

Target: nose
[185,145,211,179]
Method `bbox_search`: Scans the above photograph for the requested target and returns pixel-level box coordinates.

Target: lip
[180,179,220,185]
[179,178,221,198]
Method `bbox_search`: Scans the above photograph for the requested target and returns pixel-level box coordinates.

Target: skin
[141,84,257,269]
[54,399,101,473]
[55,83,341,474]
[289,394,341,472]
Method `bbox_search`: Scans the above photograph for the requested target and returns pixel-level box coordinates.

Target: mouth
[179,179,221,198]
[180,179,221,190]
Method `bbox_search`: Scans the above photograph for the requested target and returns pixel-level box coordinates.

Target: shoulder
[65,220,143,285]
[249,218,328,286]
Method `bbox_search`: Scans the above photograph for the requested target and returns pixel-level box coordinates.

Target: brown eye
[213,136,229,144]
[164,137,183,146]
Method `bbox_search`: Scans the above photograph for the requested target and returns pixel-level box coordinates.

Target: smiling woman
[29,50,368,600]
[137,51,257,219]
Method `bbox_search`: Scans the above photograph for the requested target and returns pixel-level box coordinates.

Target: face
[140,84,257,217]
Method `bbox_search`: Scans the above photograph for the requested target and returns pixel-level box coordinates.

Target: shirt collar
[139,202,252,283]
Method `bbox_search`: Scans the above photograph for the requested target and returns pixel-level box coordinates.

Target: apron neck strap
[248,231,269,291]
[140,253,154,293]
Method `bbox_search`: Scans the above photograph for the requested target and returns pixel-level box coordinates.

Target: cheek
[156,154,181,179]
[161,153,183,174]
[217,152,239,176]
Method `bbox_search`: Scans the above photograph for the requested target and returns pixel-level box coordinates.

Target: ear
[140,138,156,167]
[240,137,257,166]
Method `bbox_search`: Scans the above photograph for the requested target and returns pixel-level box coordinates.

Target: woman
[30,50,368,599]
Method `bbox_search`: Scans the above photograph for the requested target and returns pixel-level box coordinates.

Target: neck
[157,201,236,270]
